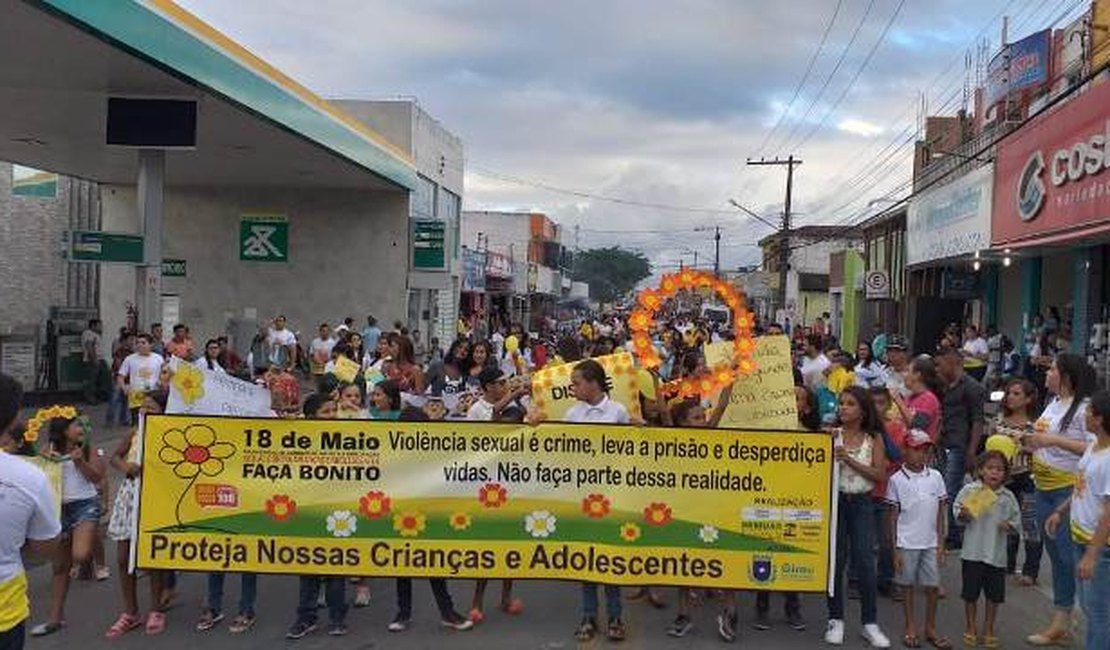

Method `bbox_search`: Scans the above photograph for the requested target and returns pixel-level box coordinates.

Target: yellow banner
[136,415,832,590]
[706,336,799,430]
[530,353,643,421]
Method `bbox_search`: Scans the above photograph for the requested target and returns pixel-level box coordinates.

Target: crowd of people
[1,306,1109,649]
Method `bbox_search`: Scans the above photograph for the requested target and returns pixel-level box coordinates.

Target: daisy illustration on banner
[620,522,641,543]
[393,512,427,538]
[478,483,508,509]
[524,511,557,538]
[698,524,719,544]
[581,493,611,519]
[449,512,472,531]
[171,362,205,405]
[643,502,673,526]
[326,510,357,538]
[266,495,296,522]
[358,490,391,519]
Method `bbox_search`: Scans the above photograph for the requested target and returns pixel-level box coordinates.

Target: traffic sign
[865,270,891,300]
[67,230,144,263]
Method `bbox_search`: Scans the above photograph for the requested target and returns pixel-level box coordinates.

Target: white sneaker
[862,623,891,648]
[824,619,845,645]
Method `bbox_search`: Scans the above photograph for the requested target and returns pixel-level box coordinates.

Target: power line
[751,0,846,158]
[770,0,879,158]
[787,0,908,154]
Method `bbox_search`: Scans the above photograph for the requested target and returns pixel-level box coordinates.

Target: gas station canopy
[0,0,417,190]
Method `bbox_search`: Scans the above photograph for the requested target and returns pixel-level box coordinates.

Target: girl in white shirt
[31,415,105,637]
[194,339,225,374]
[568,360,629,643]
[1044,389,1110,650]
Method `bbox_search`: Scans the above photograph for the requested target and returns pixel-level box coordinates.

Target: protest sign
[135,415,833,591]
[20,456,62,518]
[711,336,798,430]
[167,360,272,417]
[333,356,360,384]
[530,353,643,421]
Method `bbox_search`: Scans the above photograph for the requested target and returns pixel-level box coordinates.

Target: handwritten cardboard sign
[712,335,798,430]
[530,352,643,421]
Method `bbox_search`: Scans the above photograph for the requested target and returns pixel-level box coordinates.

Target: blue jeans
[106,385,130,427]
[874,502,894,589]
[207,572,258,617]
[296,576,346,625]
[942,446,967,546]
[1035,487,1076,610]
[828,493,878,624]
[1073,540,1110,650]
[581,583,622,620]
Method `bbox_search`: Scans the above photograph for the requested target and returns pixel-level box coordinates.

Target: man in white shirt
[0,373,61,648]
[267,315,297,371]
[961,324,990,382]
[117,333,165,419]
[309,323,337,377]
[799,333,831,392]
[466,367,523,422]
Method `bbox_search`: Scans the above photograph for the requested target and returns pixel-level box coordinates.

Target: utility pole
[747,155,802,320]
[713,226,721,277]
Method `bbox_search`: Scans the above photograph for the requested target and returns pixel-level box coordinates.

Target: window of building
[411,174,436,220]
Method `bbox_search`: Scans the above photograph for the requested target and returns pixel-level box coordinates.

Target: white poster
[166,358,271,417]
[0,340,37,389]
[906,164,993,266]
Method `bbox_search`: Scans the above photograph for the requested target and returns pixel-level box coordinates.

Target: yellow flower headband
[23,404,79,444]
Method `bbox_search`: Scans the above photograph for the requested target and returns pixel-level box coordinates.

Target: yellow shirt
[0,572,28,632]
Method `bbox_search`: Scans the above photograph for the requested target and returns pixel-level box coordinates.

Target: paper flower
[266,495,296,522]
[171,362,206,405]
[582,493,611,519]
[393,511,426,538]
[449,512,472,531]
[159,425,235,479]
[359,490,391,519]
[524,510,557,538]
[24,405,79,444]
[478,483,508,509]
[644,502,673,526]
[698,525,719,544]
[327,510,357,538]
[620,522,641,542]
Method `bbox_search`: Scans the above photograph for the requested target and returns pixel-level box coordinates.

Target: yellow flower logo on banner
[172,363,206,405]
[159,425,235,479]
[620,522,642,543]
[449,512,472,531]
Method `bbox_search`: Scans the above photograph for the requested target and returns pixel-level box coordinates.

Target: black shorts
[961,560,1005,604]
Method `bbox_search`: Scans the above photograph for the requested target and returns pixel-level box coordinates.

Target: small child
[287,393,348,640]
[953,451,1020,648]
[884,430,947,649]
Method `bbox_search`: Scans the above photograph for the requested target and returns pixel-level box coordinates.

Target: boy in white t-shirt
[885,429,948,649]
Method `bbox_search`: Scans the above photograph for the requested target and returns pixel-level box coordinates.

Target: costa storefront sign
[994,79,1110,247]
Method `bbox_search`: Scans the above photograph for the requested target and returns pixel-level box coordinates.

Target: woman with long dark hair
[1023,353,1095,646]
[195,339,224,373]
[825,385,891,648]
[853,342,886,389]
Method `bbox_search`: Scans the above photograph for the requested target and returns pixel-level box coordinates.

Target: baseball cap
[904,429,933,449]
[478,366,506,388]
[886,335,908,351]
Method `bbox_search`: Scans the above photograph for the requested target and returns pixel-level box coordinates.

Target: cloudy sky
[178,0,1081,273]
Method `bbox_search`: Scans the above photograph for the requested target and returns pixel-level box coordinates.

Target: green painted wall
[842,250,864,351]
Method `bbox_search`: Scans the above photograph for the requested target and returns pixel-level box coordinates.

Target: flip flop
[30,622,65,637]
[927,635,953,649]
[903,634,922,648]
[963,632,978,647]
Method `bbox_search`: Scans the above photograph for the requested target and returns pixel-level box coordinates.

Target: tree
[571,247,652,303]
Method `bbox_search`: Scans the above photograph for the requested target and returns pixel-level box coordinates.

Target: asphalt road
[20,404,1073,649]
